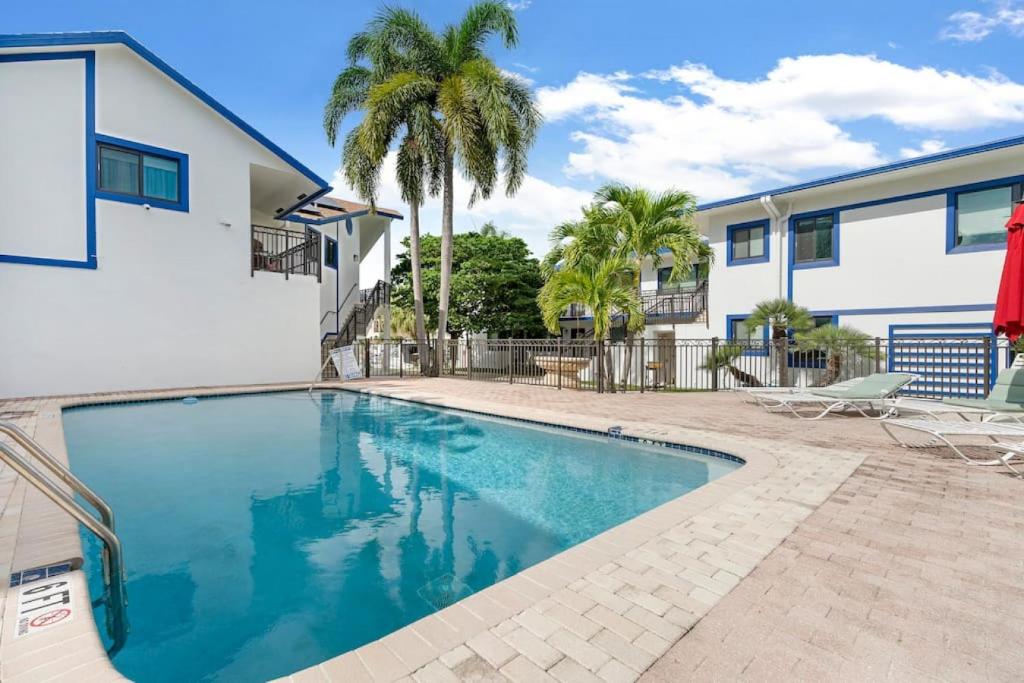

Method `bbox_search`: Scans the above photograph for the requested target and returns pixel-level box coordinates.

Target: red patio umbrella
[994,202,1024,342]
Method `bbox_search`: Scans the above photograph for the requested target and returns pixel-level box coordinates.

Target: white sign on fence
[330,345,363,381]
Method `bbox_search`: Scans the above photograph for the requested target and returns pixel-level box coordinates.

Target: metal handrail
[0,427,128,655]
[0,422,115,531]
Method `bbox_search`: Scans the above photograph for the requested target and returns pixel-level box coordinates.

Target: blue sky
[8,0,1024,273]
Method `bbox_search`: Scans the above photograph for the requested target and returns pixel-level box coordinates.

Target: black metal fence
[340,337,1012,399]
[251,224,321,281]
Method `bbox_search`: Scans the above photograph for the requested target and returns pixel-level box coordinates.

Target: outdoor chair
[753,373,917,420]
[740,377,861,403]
[941,354,1024,414]
[880,418,1024,476]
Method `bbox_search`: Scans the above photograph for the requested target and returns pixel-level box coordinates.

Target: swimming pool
[63,390,740,682]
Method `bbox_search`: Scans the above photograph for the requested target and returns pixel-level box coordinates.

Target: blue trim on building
[725,219,770,267]
[285,207,403,225]
[94,133,189,212]
[698,133,1024,212]
[725,314,769,356]
[944,179,1016,255]
[0,50,97,269]
[324,236,338,270]
[808,303,995,317]
[0,31,330,191]
[787,209,839,299]
[275,187,333,221]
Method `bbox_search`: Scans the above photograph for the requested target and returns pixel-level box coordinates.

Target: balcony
[251,224,321,281]
[559,282,708,323]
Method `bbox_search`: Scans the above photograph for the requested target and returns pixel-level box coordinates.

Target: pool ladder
[0,421,129,655]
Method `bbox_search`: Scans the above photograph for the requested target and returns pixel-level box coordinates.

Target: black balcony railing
[251,224,321,282]
[558,282,707,322]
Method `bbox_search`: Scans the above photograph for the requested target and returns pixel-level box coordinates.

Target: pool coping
[0,380,865,682]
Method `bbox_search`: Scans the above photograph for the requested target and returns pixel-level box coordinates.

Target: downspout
[759,194,787,299]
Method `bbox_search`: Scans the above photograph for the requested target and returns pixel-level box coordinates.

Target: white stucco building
[560,136,1020,392]
[0,32,399,399]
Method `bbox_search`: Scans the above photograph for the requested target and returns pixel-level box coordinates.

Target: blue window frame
[726,219,769,266]
[725,314,768,356]
[95,134,188,212]
[324,235,338,269]
[789,314,838,368]
[790,210,839,268]
[946,182,1019,254]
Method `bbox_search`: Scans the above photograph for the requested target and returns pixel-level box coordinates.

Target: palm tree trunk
[408,201,429,375]
[620,270,642,390]
[435,150,455,377]
[824,352,842,387]
[774,328,789,387]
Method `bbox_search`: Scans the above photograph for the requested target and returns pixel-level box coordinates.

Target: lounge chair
[880,418,1024,475]
[754,373,917,420]
[740,378,861,403]
[942,354,1024,415]
[879,397,1008,421]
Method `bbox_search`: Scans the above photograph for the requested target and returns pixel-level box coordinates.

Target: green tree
[354,2,541,373]
[745,298,814,387]
[795,324,873,387]
[700,343,763,387]
[478,221,509,237]
[542,184,710,388]
[376,305,419,339]
[324,19,443,374]
[391,231,547,337]
[538,256,644,391]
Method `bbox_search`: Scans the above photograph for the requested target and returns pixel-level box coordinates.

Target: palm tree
[478,221,508,237]
[700,343,763,387]
[745,298,814,387]
[543,184,710,388]
[796,324,873,386]
[538,256,643,391]
[376,305,418,339]
[354,2,541,374]
[325,18,442,375]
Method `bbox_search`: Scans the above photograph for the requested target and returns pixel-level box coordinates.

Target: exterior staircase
[320,280,390,378]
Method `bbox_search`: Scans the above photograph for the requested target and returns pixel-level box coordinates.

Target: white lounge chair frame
[880,418,1024,476]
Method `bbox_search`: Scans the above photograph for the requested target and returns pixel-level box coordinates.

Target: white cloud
[941,2,1024,42]
[331,155,593,279]
[899,139,949,159]
[501,68,534,86]
[535,54,1024,202]
[507,0,532,10]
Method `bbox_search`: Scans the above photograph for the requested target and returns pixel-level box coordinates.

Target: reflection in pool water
[63,391,738,682]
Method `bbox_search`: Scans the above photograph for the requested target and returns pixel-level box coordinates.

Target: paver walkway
[2,380,1022,682]
[355,380,1024,682]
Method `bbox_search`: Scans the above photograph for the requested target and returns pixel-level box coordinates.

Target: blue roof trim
[697,133,1024,212]
[285,207,404,225]
[0,31,330,190]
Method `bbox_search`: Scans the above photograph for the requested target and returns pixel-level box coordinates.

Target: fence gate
[888,323,997,399]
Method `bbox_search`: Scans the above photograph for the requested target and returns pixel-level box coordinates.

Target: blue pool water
[62,391,739,682]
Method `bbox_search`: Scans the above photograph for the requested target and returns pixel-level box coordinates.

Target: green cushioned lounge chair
[943,354,1024,414]
[754,373,918,420]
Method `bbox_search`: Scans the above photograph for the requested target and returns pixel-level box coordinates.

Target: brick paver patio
[2,379,1022,682]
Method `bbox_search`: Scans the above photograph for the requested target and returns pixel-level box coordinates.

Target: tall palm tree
[543,184,710,388]
[745,298,814,387]
[355,2,541,374]
[796,324,873,387]
[324,21,442,375]
[538,256,643,391]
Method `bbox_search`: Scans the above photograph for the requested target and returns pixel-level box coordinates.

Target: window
[657,264,699,290]
[95,135,188,211]
[728,221,768,265]
[790,315,836,368]
[952,184,1019,250]
[729,317,764,343]
[793,214,835,264]
[324,236,338,269]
